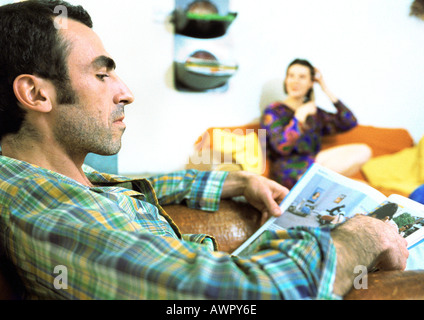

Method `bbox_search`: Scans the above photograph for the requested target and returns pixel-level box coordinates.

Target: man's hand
[221,171,289,224]
[331,214,409,296]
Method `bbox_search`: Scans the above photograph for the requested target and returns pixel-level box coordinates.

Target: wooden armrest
[164,199,262,253]
[344,270,424,300]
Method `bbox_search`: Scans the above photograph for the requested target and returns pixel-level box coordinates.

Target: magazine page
[233,164,387,256]
[379,194,424,248]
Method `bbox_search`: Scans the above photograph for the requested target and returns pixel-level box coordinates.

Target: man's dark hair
[0,0,93,139]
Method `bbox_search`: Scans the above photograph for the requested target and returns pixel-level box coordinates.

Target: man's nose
[114,77,135,105]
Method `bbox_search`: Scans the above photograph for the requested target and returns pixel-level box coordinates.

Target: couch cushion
[361,136,424,195]
[321,125,414,157]
[322,125,414,194]
[191,124,414,196]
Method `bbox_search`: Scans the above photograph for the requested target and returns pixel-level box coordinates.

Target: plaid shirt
[0,155,339,300]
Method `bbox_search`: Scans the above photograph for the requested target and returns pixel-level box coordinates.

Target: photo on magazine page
[269,165,383,230]
[369,195,424,248]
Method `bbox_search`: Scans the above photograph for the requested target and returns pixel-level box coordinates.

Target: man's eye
[96,74,109,81]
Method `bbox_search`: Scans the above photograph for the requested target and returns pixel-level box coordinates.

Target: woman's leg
[315,143,372,177]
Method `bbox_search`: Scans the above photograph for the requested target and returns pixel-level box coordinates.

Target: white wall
[3,0,424,175]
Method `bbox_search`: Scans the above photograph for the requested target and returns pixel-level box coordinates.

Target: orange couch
[181,124,415,253]
[189,124,414,197]
[321,124,414,196]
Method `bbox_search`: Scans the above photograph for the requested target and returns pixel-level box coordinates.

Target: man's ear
[13,74,55,113]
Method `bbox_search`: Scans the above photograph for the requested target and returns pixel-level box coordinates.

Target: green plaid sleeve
[147,170,228,211]
[0,157,340,300]
[5,202,339,300]
[237,227,339,300]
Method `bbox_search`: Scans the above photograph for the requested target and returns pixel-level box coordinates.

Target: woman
[261,59,371,189]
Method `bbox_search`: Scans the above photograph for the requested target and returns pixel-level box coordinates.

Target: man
[0,0,408,300]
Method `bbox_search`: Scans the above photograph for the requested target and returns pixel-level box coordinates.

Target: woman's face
[284,64,314,99]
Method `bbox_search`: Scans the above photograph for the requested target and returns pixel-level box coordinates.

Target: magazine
[233,163,424,256]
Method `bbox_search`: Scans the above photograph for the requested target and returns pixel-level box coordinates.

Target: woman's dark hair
[283,58,315,102]
[0,0,93,139]
[410,0,424,19]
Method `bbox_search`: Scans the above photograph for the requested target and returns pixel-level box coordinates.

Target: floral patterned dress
[261,100,357,189]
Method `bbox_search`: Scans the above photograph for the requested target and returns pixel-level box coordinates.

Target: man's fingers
[262,191,282,217]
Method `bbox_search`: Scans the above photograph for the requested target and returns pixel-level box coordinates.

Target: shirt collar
[0,153,147,196]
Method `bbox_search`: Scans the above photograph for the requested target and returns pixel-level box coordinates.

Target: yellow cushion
[362,136,424,195]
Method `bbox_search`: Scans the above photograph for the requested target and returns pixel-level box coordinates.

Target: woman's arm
[314,68,339,104]
[313,69,358,134]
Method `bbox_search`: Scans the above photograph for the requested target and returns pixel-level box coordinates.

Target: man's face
[52,19,134,157]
